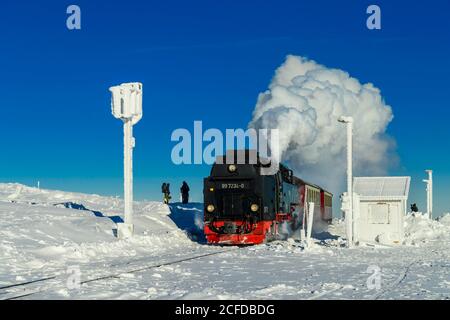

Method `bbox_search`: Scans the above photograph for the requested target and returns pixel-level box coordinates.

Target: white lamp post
[423,170,433,219]
[109,82,143,239]
[338,116,354,247]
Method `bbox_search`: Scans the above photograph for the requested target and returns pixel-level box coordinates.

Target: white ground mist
[249,55,396,198]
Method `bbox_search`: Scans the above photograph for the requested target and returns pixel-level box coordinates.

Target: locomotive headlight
[206,204,215,212]
[250,204,259,212]
[228,164,237,172]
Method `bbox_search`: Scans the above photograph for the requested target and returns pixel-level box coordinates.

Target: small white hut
[353,176,411,245]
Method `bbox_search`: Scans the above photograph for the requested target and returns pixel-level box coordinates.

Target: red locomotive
[203,151,332,245]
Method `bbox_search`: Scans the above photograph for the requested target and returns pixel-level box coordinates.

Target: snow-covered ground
[0,183,449,300]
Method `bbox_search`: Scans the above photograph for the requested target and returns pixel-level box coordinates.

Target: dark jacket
[181,182,190,195]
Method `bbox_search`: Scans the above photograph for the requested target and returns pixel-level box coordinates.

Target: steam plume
[249,55,396,198]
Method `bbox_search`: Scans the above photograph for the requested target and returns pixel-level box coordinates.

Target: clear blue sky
[0,0,449,216]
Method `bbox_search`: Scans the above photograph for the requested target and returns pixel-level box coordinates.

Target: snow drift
[0,183,204,287]
[404,213,450,245]
[249,55,395,196]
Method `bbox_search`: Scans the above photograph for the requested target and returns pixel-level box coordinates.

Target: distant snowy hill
[0,183,449,300]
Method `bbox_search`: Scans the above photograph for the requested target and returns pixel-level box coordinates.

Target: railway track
[372,247,450,300]
[372,259,421,300]
[0,247,239,300]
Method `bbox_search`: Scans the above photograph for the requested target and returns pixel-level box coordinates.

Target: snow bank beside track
[0,183,201,287]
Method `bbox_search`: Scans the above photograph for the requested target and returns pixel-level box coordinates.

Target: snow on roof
[353,176,411,199]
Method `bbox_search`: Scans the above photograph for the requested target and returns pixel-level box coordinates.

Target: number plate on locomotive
[218,182,249,189]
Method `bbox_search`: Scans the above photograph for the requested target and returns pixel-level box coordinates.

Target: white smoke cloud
[249,55,396,198]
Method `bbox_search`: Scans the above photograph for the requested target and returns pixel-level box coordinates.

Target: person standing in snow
[163,183,171,204]
[180,181,190,204]
[162,182,171,204]
[161,183,166,202]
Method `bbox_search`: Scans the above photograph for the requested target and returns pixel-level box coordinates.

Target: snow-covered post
[306,202,315,247]
[338,116,354,247]
[423,170,433,219]
[429,170,433,219]
[352,193,360,244]
[123,119,134,227]
[109,82,143,239]
[300,189,308,242]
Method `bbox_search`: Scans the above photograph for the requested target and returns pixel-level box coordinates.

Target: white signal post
[109,82,143,239]
[300,189,307,242]
[338,116,354,247]
[423,170,433,219]
[306,202,315,247]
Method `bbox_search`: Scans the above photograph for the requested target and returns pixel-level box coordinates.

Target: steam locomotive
[203,150,332,245]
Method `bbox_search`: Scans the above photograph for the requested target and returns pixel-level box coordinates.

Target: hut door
[368,203,390,224]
